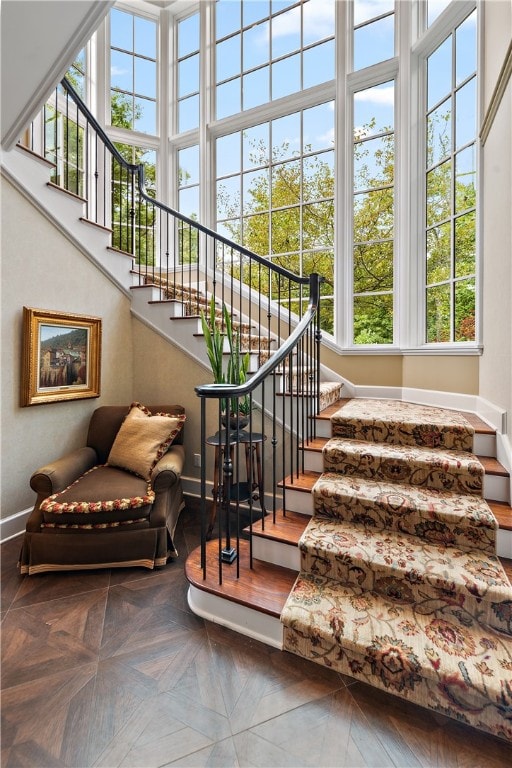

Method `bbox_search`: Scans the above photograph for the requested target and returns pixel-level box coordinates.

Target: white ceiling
[1,1,113,150]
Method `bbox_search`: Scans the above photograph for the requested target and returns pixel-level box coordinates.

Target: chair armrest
[151,444,185,492]
[30,446,98,497]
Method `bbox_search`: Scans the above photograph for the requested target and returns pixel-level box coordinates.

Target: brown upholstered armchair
[19,404,186,575]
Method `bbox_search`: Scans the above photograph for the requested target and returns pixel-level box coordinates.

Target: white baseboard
[1,507,31,544]
[188,584,283,648]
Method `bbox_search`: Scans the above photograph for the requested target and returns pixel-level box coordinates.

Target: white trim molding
[480,39,512,146]
[0,508,32,544]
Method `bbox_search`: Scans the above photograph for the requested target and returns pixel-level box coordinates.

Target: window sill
[324,339,483,356]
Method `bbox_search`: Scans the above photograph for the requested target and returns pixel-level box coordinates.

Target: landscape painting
[22,308,101,406]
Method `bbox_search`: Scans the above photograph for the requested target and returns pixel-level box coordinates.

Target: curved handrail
[61,77,310,285]
[195,273,321,402]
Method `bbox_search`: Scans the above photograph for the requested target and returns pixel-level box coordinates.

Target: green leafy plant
[200,296,251,416]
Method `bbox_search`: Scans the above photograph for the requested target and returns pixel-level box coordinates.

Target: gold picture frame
[22,307,101,406]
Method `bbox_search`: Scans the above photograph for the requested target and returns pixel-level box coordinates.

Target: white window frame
[408,0,480,354]
[97,0,481,354]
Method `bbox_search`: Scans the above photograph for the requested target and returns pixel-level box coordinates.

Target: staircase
[4,86,512,743]
[187,396,512,743]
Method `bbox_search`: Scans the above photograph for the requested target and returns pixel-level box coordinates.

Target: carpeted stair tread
[312,473,497,553]
[281,571,512,741]
[319,382,343,411]
[331,398,474,452]
[299,516,511,632]
[281,396,512,741]
[322,437,484,496]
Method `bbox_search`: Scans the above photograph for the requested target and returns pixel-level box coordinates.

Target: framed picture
[21,307,101,406]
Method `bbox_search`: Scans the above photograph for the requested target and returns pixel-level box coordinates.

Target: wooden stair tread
[501,557,512,580]
[185,540,297,617]
[79,217,112,233]
[147,298,183,304]
[479,455,509,476]
[47,180,86,202]
[110,245,135,258]
[250,510,309,545]
[488,500,512,530]
[302,437,327,452]
[280,470,319,492]
[314,399,351,419]
[457,410,496,434]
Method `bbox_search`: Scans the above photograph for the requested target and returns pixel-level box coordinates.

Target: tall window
[112,143,157,263]
[352,81,395,344]
[178,144,200,264]
[177,13,200,133]
[45,53,88,197]
[216,102,335,325]
[96,0,480,350]
[67,48,86,98]
[215,0,335,119]
[427,0,451,27]
[424,9,477,343]
[110,8,157,134]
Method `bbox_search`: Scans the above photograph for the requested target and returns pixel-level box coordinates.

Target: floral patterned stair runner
[299,517,511,633]
[282,572,512,742]
[322,438,484,495]
[281,399,512,742]
[330,398,475,451]
[312,474,498,554]
[319,382,343,412]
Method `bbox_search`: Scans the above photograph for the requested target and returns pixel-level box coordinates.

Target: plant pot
[221,412,249,431]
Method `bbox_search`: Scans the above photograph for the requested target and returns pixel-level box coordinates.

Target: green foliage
[112,138,156,265]
[200,295,225,384]
[217,108,476,345]
[217,139,335,333]
[111,91,140,130]
[200,297,251,415]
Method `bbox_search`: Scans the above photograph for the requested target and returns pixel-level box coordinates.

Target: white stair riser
[315,419,332,438]
[484,474,509,503]
[187,585,283,648]
[252,536,300,570]
[130,285,161,305]
[496,529,512,559]
[168,301,185,318]
[474,432,496,457]
[303,452,323,473]
[284,489,313,516]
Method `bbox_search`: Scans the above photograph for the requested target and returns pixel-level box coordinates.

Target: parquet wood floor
[2,505,511,768]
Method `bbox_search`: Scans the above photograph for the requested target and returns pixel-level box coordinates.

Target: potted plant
[200,296,251,428]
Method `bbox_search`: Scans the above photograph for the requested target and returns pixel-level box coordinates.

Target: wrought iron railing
[196,274,322,580]
[21,76,324,580]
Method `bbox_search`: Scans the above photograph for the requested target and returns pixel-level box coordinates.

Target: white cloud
[319,127,335,146]
[354,0,394,26]
[271,0,334,40]
[111,65,129,77]
[354,85,394,106]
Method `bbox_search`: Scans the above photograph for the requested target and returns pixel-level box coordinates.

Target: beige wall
[321,346,480,394]
[132,319,209,480]
[402,356,479,394]
[1,177,134,519]
[480,1,512,445]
